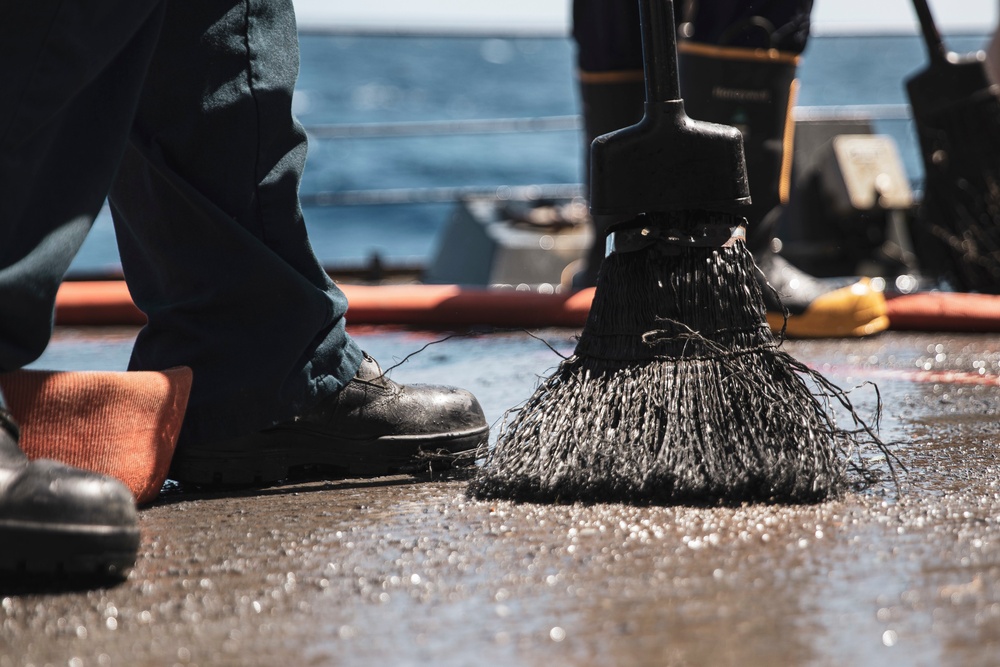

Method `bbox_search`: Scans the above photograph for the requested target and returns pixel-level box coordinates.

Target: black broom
[907,0,1000,292]
[468,0,889,505]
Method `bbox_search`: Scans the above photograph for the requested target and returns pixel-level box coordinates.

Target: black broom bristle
[913,89,1000,293]
[468,213,892,505]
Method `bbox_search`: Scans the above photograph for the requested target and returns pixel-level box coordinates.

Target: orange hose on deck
[56,281,146,325]
[339,284,593,327]
[54,281,595,328]
[54,280,1000,333]
[884,292,1000,332]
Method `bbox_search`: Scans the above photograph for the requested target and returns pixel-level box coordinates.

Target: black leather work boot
[168,353,490,486]
[0,398,140,578]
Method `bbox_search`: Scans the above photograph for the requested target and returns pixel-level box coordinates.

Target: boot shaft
[679,43,800,252]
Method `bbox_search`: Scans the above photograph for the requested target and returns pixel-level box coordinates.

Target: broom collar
[606,210,746,255]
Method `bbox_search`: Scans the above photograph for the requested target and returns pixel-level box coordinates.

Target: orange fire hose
[54,280,1000,333]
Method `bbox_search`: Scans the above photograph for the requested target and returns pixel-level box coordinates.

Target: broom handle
[638,0,682,103]
[911,0,949,63]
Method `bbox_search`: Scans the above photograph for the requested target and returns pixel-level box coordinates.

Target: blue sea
[72,32,990,274]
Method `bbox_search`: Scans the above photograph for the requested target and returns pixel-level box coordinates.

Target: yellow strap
[678,41,801,66]
[577,69,645,85]
[779,79,800,204]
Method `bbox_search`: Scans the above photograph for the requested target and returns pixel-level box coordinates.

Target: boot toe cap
[1,459,137,529]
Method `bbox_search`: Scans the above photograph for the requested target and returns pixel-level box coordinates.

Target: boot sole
[0,520,139,578]
[168,425,489,487]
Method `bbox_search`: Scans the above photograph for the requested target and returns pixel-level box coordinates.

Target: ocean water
[71,32,990,273]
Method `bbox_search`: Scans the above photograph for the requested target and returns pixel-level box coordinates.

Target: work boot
[758,252,889,338]
[0,400,140,578]
[678,41,888,337]
[168,353,489,486]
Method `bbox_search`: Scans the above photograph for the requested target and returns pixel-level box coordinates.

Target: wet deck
[3,326,1000,666]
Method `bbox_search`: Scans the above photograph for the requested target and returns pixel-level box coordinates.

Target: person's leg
[572,0,646,287]
[110,0,487,484]
[573,0,645,166]
[0,0,166,577]
[110,0,361,450]
[678,0,887,337]
[678,0,812,255]
[0,1,166,371]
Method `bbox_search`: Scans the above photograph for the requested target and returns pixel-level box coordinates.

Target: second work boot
[169,353,489,486]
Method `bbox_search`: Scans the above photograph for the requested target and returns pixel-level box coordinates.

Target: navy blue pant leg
[0,1,166,371]
[109,0,362,448]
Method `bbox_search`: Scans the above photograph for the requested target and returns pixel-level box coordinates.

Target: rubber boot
[570,0,647,287]
[679,43,888,337]
[0,394,139,579]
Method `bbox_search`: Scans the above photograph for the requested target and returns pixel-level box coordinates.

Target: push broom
[468,0,888,504]
[907,0,1000,292]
